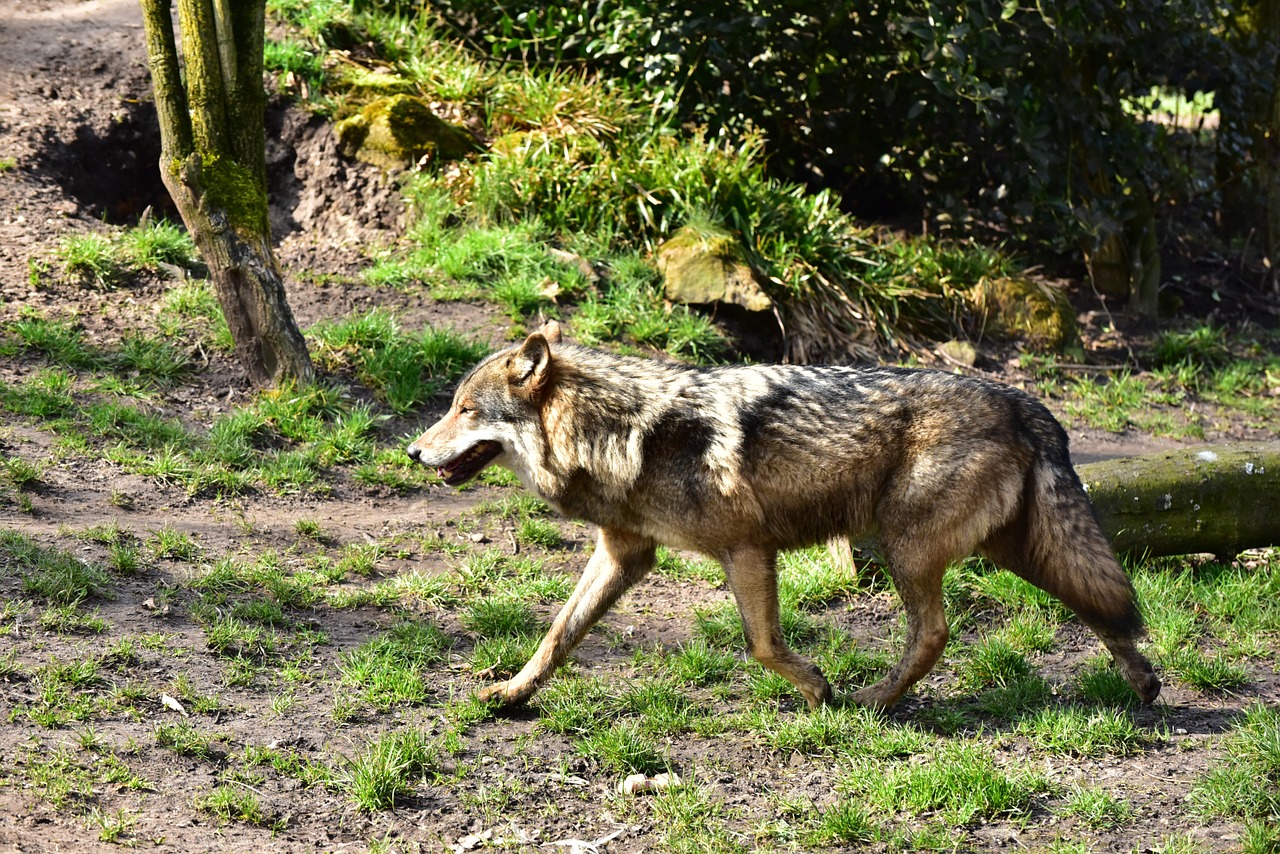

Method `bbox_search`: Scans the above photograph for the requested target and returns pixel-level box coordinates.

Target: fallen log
[824,441,1279,571]
[1077,441,1280,559]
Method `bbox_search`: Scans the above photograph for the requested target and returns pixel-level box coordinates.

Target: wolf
[407,321,1161,711]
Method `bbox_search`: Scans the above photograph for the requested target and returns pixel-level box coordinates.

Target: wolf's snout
[406,444,422,462]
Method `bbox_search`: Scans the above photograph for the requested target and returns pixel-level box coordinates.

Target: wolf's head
[407,320,561,487]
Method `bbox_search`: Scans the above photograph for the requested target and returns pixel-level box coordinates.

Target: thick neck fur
[531,346,695,505]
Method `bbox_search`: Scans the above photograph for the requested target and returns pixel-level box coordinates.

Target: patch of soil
[267,102,410,280]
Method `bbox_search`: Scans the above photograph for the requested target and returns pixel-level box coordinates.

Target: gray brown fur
[408,323,1161,710]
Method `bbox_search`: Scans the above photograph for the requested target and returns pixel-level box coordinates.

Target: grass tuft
[340,728,437,811]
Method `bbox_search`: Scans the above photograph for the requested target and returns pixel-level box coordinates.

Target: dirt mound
[0,0,404,282]
[267,103,409,277]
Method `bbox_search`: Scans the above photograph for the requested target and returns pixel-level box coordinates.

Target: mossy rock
[335,95,479,170]
[656,225,772,312]
[966,276,1078,353]
[487,131,535,159]
[339,67,417,98]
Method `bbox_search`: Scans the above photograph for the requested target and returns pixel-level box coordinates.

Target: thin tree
[1264,0,1280,291]
[140,0,313,385]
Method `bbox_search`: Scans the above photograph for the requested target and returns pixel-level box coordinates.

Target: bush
[435,0,1255,255]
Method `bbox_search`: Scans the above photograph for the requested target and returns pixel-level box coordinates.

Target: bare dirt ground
[0,2,1277,852]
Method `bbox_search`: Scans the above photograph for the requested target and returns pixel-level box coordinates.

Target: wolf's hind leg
[850,539,950,710]
[982,519,1160,704]
[723,545,833,709]
[478,527,656,706]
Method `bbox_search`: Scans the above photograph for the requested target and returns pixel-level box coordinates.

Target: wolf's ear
[537,319,563,344]
[508,331,554,394]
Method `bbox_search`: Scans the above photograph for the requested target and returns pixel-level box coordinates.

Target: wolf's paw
[1130,669,1162,705]
[849,685,898,712]
[475,680,533,706]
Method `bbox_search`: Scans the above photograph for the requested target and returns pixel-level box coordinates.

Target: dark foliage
[425,0,1274,257]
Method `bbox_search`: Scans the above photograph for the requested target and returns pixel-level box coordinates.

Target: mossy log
[1078,442,1280,559]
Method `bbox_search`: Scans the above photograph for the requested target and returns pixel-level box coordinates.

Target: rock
[656,225,772,312]
[937,339,978,366]
[617,771,682,795]
[966,276,1078,353]
[334,95,479,170]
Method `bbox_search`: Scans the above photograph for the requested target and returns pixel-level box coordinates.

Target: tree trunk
[1265,0,1280,291]
[140,0,313,386]
[1078,442,1280,559]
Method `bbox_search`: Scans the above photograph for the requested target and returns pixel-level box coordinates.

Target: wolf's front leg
[477,527,657,706]
[723,545,833,709]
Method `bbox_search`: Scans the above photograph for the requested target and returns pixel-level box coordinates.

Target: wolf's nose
[407,445,421,461]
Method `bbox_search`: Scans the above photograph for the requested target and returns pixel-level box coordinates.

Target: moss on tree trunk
[140,0,312,386]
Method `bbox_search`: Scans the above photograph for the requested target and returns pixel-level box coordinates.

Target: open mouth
[437,441,502,486]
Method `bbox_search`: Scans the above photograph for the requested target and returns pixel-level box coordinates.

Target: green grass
[454,549,574,602]
[0,448,1278,850]
[39,602,108,634]
[534,675,621,736]
[294,517,329,542]
[160,279,234,350]
[1,368,76,418]
[1,305,489,499]
[469,634,540,679]
[776,545,864,610]
[264,36,326,94]
[156,722,223,759]
[1022,327,1280,437]
[53,220,197,288]
[747,702,930,758]
[339,621,450,710]
[55,233,124,288]
[1190,703,1280,822]
[462,596,541,638]
[575,719,668,775]
[2,453,42,492]
[1058,784,1133,829]
[2,313,198,387]
[651,779,750,854]
[339,728,437,811]
[654,547,723,584]
[661,637,740,687]
[1017,705,1157,757]
[838,740,1052,826]
[19,744,105,810]
[1,530,112,605]
[197,785,272,826]
[1136,557,1279,690]
[1,314,100,368]
[954,634,1032,692]
[799,799,880,847]
[118,218,198,269]
[515,515,563,548]
[91,807,140,843]
[1075,659,1142,707]
[149,526,201,561]
[264,0,1032,359]
[309,309,488,414]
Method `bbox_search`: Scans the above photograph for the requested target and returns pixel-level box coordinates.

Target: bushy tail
[1025,459,1144,638]
[977,437,1162,706]
[1006,457,1161,703]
